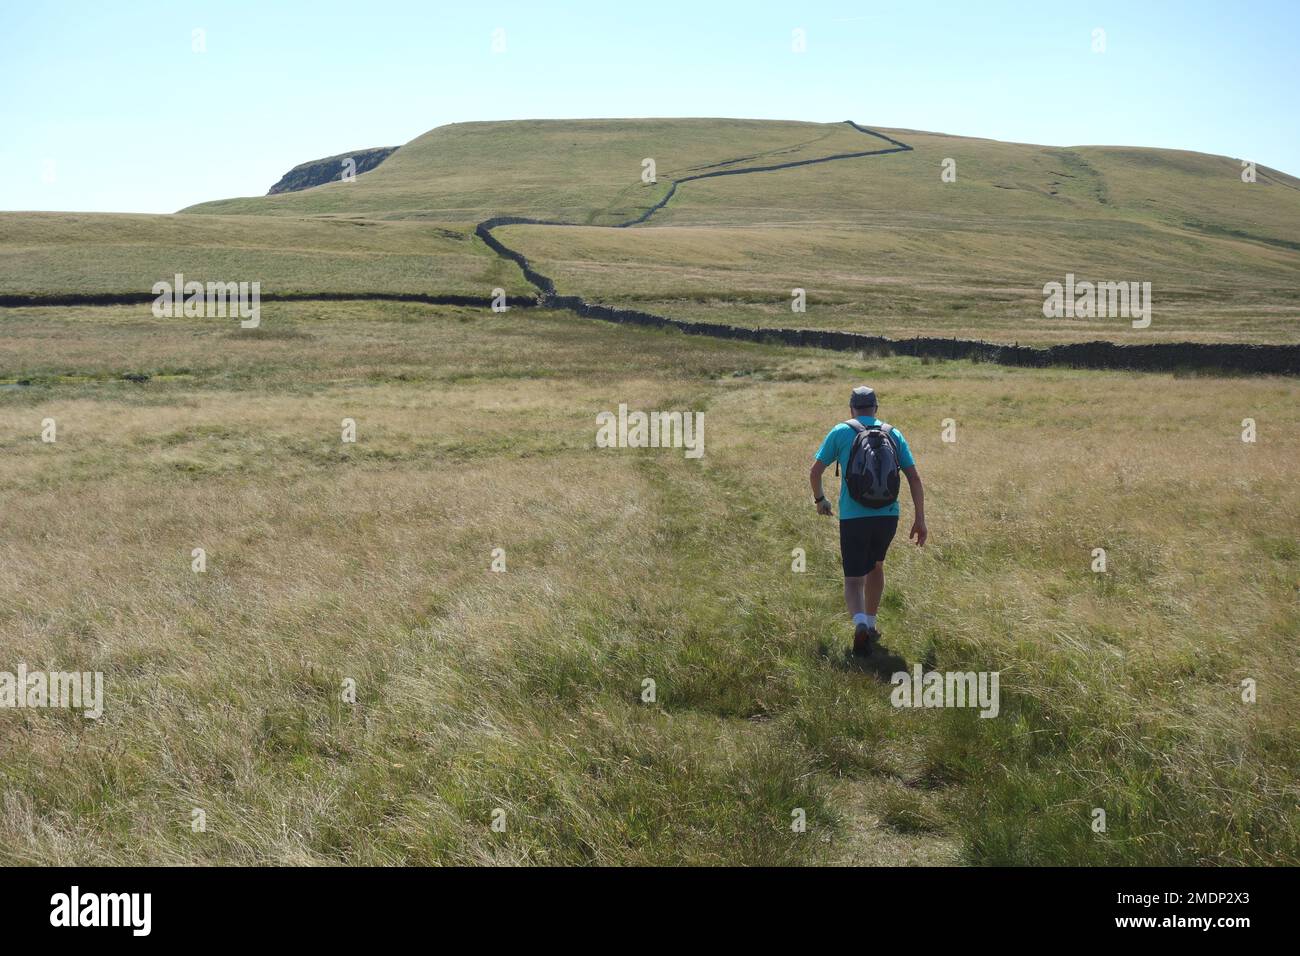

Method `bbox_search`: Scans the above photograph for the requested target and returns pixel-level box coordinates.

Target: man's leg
[862,516,899,634]
[845,574,872,656]
[865,563,884,617]
[844,575,866,617]
[840,518,868,621]
[840,518,875,656]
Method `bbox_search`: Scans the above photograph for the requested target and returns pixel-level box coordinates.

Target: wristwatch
[814,495,826,504]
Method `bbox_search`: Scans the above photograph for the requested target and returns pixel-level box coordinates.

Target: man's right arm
[810,425,841,516]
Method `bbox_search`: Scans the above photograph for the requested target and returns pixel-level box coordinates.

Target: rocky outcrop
[266,147,397,195]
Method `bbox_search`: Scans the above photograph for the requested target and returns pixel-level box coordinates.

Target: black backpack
[841,420,900,508]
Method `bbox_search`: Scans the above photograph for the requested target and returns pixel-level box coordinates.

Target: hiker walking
[809,386,927,656]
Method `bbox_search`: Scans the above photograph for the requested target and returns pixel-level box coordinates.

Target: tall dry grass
[0,301,1295,864]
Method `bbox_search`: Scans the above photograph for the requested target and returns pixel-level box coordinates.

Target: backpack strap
[877,422,901,456]
[838,420,865,476]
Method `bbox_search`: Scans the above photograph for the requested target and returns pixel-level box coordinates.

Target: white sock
[852,613,869,627]
[864,613,877,629]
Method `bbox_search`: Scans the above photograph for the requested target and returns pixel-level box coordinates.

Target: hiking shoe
[853,623,873,657]
[853,625,881,658]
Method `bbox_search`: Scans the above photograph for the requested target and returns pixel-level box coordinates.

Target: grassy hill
[76,118,1300,344]
[180,119,883,224]
[484,124,1300,344]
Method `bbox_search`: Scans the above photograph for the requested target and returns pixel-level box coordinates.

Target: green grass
[180,119,882,224]
[496,218,1300,344]
[487,126,1300,344]
[0,212,531,297]
[1,300,1296,864]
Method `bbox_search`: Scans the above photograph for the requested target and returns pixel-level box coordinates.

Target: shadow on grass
[819,635,915,682]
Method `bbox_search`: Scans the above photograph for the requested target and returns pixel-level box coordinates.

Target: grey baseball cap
[849,385,878,409]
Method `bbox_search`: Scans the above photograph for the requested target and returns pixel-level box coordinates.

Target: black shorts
[839,516,899,577]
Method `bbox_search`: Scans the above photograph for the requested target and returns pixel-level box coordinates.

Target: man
[809,386,926,657]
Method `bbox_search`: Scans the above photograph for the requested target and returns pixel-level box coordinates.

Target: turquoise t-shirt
[815,416,915,519]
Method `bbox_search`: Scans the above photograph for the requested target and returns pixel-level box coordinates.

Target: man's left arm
[902,465,926,546]
[810,459,832,515]
[892,429,926,546]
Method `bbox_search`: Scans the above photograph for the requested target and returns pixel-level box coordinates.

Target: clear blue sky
[2,0,1296,213]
